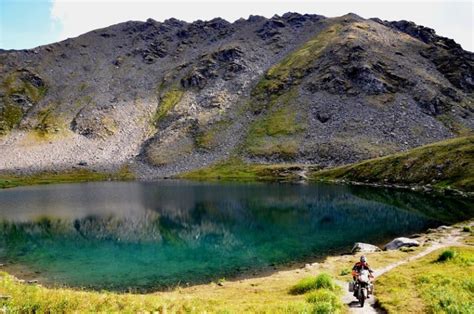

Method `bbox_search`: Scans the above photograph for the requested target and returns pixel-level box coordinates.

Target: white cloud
[50,0,473,51]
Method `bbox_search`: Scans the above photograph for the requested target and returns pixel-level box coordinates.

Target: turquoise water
[0,181,472,291]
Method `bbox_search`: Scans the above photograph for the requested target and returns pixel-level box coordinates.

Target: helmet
[360,255,367,263]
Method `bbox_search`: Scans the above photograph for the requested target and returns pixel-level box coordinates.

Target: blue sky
[1,0,473,51]
[1,0,61,50]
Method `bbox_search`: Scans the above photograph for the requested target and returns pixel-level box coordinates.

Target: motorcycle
[349,269,374,307]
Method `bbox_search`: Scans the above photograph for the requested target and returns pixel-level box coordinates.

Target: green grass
[0,104,23,132]
[376,246,474,314]
[0,270,315,313]
[463,226,472,232]
[252,23,342,99]
[288,273,338,295]
[306,289,343,314]
[0,71,47,134]
[436,249,458,262]
[179,158,311,182]
[310,136,474,192]
[34,102,67,135]
[245,103,305,158]
[182,136,474,193]
[339,268,351,276]
[242,24,341,158]
[0,167,134,189]
[195,120,231,150]
[154,88,184,122]
[288,273,343,313]
[0,272,171,313]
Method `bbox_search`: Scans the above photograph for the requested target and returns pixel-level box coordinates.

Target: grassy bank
[0,167,134,189]
[376,246,474,313]
[179,136,473,194]
[0,270,318,313]
[178,158,318,182]
[309,136,474,193]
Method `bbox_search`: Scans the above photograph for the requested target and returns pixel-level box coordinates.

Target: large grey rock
[351,242,382,253]
[384,237,420,250]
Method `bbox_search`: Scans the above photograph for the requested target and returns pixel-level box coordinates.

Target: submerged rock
[351,242,381,253]
[384,237,420,250]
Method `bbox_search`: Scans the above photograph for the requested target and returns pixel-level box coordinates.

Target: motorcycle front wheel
[359,288,366,307]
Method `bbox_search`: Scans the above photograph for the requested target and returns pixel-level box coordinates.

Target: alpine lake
[0,181,472,291]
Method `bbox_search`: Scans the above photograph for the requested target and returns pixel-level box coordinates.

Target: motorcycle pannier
[348,281,355,292]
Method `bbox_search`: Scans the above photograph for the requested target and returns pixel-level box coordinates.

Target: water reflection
[0,181,471,291]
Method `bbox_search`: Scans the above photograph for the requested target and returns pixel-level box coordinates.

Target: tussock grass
[376,246,474,314]
[289,273,337,295]
[436,249,458,262]
[306,289,343,313]
[289,273,343,314]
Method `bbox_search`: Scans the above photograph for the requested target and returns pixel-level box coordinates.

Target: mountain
[0,13,473,179]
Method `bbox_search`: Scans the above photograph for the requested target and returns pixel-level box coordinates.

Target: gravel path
[339,231,465,313]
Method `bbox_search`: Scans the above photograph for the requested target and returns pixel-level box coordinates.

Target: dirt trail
[339,231,464,313]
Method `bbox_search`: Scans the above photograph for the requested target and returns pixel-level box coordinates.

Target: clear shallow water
[0,181,472,291]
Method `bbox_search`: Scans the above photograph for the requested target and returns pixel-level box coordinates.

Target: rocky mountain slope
[0,13,472,178]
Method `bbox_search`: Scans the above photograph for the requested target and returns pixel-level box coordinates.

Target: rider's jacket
[352,262,374,274]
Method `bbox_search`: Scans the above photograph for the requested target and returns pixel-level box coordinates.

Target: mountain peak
[0,13,472,178]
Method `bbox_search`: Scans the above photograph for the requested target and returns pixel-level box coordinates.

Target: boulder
[351,242,381,253]
[384,237,420,250]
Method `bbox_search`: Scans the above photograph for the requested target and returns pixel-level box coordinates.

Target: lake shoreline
[0,219,472,313]
[1,219,471,294]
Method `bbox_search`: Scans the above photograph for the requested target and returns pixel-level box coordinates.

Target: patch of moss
[252,23,342,99]
[244,90,306,158]
[146,133,195,166]
[0,71,47,134]
[34,104,66,136]
[0,104,23,132]
[310,136,474,192]
[0,167,134,189]
[437,113,473,136]
[247,138,301,159]
[24,82,47,103]
[195,120,231,150]
[2,72,46,100]
[154,88,184,123]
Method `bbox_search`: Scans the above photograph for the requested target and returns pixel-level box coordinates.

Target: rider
[352,255,374,297]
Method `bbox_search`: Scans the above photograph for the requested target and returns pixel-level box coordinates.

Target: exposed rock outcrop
[0,13,472,177]
[384,237,420,250]
[352,243,382,253]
